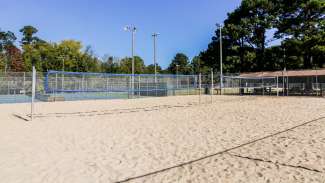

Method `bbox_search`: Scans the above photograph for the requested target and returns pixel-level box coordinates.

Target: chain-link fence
[221,74,325,96]
[0,72,45,103]
[1,69,325,104]
[0,71,206,103]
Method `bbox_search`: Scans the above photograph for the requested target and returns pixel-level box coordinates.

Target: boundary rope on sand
[18,103,198,119]
[116,116,325,183]
[15,96,253,120]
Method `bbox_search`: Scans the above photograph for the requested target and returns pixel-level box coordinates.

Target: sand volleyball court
[1,95,325,183]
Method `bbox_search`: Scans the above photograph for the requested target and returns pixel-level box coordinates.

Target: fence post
[31,66,36,121]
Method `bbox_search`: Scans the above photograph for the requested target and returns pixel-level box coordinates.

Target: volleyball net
[44,70,199,98]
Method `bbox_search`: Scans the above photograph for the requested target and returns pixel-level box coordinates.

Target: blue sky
[1,0,241,68]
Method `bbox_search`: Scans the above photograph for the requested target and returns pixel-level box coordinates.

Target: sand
[0,95,325,183]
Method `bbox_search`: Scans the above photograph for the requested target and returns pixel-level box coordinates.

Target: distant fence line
[0,70,324,103]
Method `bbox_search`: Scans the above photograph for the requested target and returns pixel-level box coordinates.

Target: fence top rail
[47,70,197,77]
[224,76,277,79]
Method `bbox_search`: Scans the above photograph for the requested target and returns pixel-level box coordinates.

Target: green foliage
[191,56,210,74]
[0,29,18,72]
[145,64,162,74]
[201,0,325,73]
[117,56,146,74]
[167,53,192,74]
[20,25,40,45]
[1,25,169,74]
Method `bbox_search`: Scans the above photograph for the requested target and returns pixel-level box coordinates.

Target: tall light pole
[152,33,160,83]
[217,24,223,94]
[124,25,137,96]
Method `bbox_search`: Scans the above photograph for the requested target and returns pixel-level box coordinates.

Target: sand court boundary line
[32,103,196,118]
[116,116,325,183]
[13,96,255,121]
[13,103,199,120]
[226,152,323,173]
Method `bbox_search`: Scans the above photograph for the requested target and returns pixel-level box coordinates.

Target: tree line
[1,0,324,75]
[200,0,324,73]
[0,26,197,75]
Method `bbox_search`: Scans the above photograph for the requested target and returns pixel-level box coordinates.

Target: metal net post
[187,76,190,95]
[199,73,202,104]
[138,75,141,98]
[276,75,279,96]
[155,76,158,97]
[106,75,109,98]
[211,69,214,103]
[128,75,131,99]
[31,66,36,121]
[262,77,264,96]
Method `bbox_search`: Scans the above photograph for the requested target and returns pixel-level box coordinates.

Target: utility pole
[124,26,137,97]
[218,24,223,94]
[152,33,160,83]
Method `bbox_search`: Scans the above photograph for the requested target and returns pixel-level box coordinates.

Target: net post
[239,77,241,95]
[138,75,141,98]
[7,80,9,95]
[282,70,284,96]
[276,75,279,96]
[31,66,36,121]
[199,73,202,104]
[81,75,84,92]
[106,75,109,92]
[155,76,158,97]
[55,73,58,98]
[128,76,131,99]
[106,75,109,98]
[187,76,190,95]
[146,77,149,96]
[211,69,214,103]
[286,71,289,96]
[23,72,26,94]
[262,77,264,96]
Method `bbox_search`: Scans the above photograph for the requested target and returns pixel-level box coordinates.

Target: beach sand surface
[0,95,325,183]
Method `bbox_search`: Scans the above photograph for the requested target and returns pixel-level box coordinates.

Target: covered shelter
[239,69,325,96]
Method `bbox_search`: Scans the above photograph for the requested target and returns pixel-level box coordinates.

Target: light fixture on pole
[124,25,137,96]
[217,24,223,94]
[152,33,160,83]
